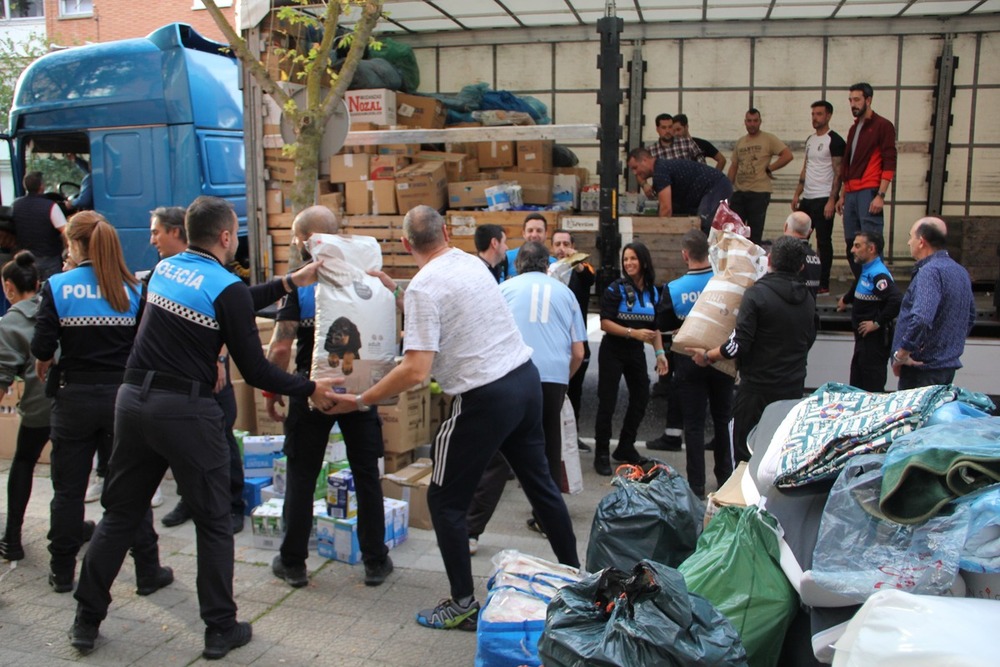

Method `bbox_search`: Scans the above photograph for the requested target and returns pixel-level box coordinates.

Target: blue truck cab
[0,23,246,272]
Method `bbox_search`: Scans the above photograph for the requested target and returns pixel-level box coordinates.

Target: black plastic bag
[538,560,747,667]
[586,464,704,572]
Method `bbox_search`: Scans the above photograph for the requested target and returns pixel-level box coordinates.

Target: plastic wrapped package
[810,453,967,604]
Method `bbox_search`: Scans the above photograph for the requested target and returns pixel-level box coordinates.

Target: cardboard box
[395,161,448,213]
[318,191,344,214]
[383,449,415,474]
[326,469,358,520]
[377,383,431,454]
[516,140,553,172]
[243,476,273,516]
[232,379,255,432]
[429,391,454,443]
[343,122,380,155]
[266,212,294,230]
[395,93,447,129]
[243,435,285,473]
[266,158,296,182]
[345,89,397,125]
[447,180,502,209]
[498,171,553,206]
[370,155,409,181]
[381,458,433,530]
[384,498,410,547]
[345,179,398,216]
[412,152,474,183]
[329,154,371,183]
[477,141,515,169]
[265,189,285,214]
[261,484,283,503]
[552,173,579,210]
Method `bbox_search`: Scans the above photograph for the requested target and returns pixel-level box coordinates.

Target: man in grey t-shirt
[325,205,579,632]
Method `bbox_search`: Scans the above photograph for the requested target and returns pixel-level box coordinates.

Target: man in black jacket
[689,236,816,462]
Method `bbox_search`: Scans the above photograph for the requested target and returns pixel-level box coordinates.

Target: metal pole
[596,2,623,296]
[625,40,645,193]
[927,34,957,217]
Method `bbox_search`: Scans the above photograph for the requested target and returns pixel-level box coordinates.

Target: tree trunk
[291,120,323,213]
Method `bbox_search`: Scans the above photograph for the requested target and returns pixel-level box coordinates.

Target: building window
[1,0,44,20]
[59,0,92,17]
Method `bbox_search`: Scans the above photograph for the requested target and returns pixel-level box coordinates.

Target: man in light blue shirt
[466,241,585,544]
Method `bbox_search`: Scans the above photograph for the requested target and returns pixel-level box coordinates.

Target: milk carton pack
[327,469,357,519]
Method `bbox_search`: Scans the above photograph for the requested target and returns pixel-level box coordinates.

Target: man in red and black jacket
[836,82,897,279]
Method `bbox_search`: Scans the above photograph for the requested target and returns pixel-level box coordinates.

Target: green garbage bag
[586,464,704,572]
[678,506,797,667]
[538,560,748,667]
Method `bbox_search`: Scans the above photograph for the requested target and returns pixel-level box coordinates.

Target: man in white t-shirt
[791,100,845,294]
[324,205,580,632]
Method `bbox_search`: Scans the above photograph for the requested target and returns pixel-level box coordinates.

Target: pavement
[0,319,703,666]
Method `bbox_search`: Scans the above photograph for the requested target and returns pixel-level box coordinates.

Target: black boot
[612,443,645,464]
[594,444,612,476]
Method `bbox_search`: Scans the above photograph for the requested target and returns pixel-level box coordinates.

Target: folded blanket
[880,418,1000,525]
[771,383,994,489]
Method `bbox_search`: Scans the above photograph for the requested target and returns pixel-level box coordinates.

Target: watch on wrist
[877,191,886,199]
[217,354,228,364]
[354,394,371,412]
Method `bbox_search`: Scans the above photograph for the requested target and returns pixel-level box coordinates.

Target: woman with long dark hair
[32,211,169,593]
[593,241,669,475]
[0,251,51,560]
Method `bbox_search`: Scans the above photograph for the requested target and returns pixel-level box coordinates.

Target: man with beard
[835,83,897,279]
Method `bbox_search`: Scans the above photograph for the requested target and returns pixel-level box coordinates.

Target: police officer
[594,241,669,475]
[661,230,735,498]
[266,206,393,589]
[149,206,246,533]
[31,211,168,595]
[70,197,335,660]
[837,231,901,392]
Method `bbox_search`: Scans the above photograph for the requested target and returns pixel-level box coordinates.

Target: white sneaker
[468,537,478,556]
[151,485,164,508]
[84,477,104,503]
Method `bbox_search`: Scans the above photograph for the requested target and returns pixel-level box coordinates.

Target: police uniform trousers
[594,338,650,453]
[75,380,235,632]
[429,361,579,601]
[850,329,892,393]
[674,355,735,496]
[278,394,387,568]
[216,382,246,514]
[49,381,159,580]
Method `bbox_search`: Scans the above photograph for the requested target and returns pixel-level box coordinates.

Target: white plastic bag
[832,589,1000,667]
[559,398,583,495]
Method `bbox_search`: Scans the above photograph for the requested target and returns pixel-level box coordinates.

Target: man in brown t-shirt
[728,108,793,244]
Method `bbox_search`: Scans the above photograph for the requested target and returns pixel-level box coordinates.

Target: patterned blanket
[765,382,994,489]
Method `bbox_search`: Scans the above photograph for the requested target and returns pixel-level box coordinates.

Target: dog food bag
[305,233,398,404]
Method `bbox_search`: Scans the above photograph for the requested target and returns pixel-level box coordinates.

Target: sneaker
[84,477,104,504]
[0,539,24,561]
[468,537,478,556]
[271,554,308,588]
[161,500,193,527]
[231,513,244,535]
[203,621,252,660]
[364,556,393,587]
[646,434,683,451]
[81,520,96,543]
[526,517,547,538]
[49,571,74,593]
[416,598,480,630]
[69,616,100,652]
[150,485,164,508]
[136,566,174,596]
[577,439,592,453]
